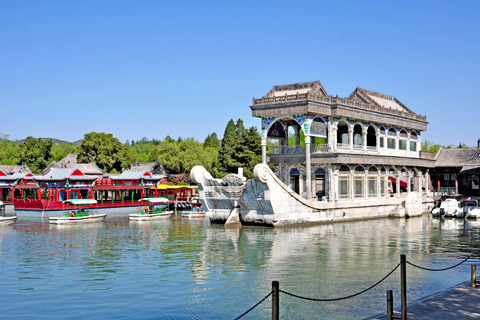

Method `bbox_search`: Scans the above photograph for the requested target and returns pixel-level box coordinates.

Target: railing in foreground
[432,187,457,196]
[232,249,480,320]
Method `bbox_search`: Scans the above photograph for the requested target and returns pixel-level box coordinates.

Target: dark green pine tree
[238,126,261,178]
[203,132,220,148]
[218,119,239,173]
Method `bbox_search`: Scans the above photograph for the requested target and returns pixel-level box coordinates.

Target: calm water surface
[0,214,479,319]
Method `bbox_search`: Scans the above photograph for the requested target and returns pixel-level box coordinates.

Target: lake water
[0,214,479,319]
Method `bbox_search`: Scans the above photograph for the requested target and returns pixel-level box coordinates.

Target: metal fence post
[472,265,477,288]
[386,290,393,320]
[272,281,279,320]
[401,254,407,320]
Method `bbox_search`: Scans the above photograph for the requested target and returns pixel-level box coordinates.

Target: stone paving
[368,281,480,320]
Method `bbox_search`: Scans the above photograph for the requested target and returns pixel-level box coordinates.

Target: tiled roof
[129,161,169,175]
[34,168,96,181]
[43,153,103,175]
[265,81,328,98]
[0,164,31,174]
[435,148,480,168]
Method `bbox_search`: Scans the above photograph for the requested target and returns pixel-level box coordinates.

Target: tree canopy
[218,119,261,178]
[78,132,133,173]
[17,136,53,174]
[0,134,19,165]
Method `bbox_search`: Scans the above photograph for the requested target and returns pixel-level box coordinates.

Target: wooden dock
[368,281,480,319]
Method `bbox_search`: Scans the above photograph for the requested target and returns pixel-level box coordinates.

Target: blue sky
[1,1,479,146]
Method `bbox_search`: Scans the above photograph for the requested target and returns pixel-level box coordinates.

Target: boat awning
[63,199,98,205]
[388,176,407,188]
[140,197,171,203]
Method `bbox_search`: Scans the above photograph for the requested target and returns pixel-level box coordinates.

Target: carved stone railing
[311,144,331,153]
[252,92,427,122]
[270,145,305,154]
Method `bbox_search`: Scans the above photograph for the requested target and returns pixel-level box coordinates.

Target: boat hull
[181,211,207,218]
[190,164,434,227]
[129,211,173,221]
[0,216,17,225]
[48,214,107,224]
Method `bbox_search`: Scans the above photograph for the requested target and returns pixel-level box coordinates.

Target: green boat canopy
[63,199,98,205]
[140,197,170,203]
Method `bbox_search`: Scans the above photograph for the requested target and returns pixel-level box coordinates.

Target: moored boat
[0,200,17,225]
[432,198,462,217]
[181,208,206,218]
[129,197,173,221]
[48,199,106,224]
[462,199,480,219]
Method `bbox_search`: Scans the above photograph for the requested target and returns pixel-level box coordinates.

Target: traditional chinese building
[252,81,435,202]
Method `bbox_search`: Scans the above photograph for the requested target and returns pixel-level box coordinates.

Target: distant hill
[6,138,83,145]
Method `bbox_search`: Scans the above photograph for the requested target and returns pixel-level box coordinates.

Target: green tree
[78,132,133,173]
[237,126,261,178]
[52,143,78,161]
[18,137,53,173]
[218,119,239,173]
[203,133,220,148]
[0,134,19,165]
[129,137,161,163]
[150,137,219,176]
[218,119,261,177]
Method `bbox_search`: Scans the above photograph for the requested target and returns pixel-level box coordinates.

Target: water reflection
[0,215,479,319]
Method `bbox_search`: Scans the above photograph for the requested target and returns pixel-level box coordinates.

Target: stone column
[295,126,300,147]
[363,131,367,151]
[396,173,401,197]
[348,127,353,150]
[327,165,332,201]
[407,171,412,193]
[305,136,312,200]
[425,170,431,195]
[332,125,338,151]
[261,137,267,164]
[418,171,423,196]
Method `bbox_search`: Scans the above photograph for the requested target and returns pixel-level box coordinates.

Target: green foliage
[78,132,133,173]
[150,137,219,175]
[218,119,261,178]
[0,134,19,165]
[52,143,78,161]
[421,140,471,153]
[203,132,220,148]
[129,138,161,163]
[18,137,53,173]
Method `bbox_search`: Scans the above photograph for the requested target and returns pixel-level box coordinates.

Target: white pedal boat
[129,197,173,221]
[0,200,17,225]
[49,199,106,224]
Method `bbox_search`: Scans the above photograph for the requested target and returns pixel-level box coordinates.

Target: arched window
[314,167,326,199]
[267,121,286,139]
[339,165,350,174]
[338,165,350,199]
[410,132,418,152]
[311,118,327,136]
[367,126,376,147]
[289,168,300,194]
[337,121,349,145]
[354,166,365,198]
[354,166,365,174]
[368,166,378,174]
[353,124,362,146]
[399,130,408,150]
[368,166,378,197]
[387,128,396,149]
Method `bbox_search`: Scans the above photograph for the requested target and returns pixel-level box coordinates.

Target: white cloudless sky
[1,0,479,146]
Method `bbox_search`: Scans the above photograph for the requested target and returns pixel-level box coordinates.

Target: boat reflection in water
[1,214,479,319]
